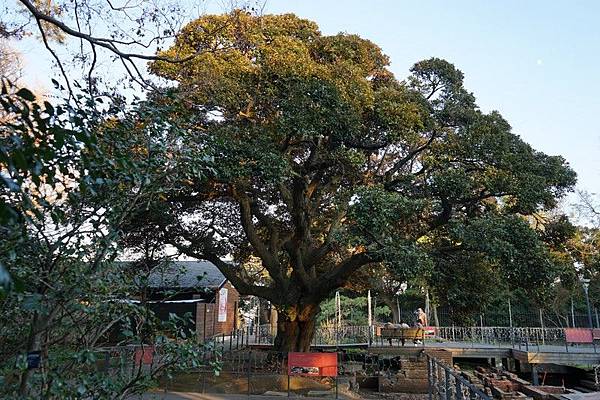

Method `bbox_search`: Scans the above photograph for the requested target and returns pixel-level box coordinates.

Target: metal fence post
[247,350,252,397]
[480,315,484,343]
[531,364,539,386]
[431,358,437,398]
[455,379,463,400]
[428,356,492,400]
[539,309,545,346]
[428,356,433,400]
[437,359,442,398]
[258,325,261,344]
[445,367,451,400]
[377,354,381,393]
[335,351,339,399]
[469,386,476,400]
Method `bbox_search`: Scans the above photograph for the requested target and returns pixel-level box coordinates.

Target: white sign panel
[217,288,228,322]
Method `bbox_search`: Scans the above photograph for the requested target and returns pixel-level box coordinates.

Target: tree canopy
[130,11,578,351]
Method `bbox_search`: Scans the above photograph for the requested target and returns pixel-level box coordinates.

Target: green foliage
[145,12,575,350]
[453,215,556,284]
[429,252,504,324]
[0,83,216,398]
[0,80,92,291]
[318,294,390,325]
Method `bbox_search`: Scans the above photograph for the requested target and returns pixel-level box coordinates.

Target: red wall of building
[195,281,240,341]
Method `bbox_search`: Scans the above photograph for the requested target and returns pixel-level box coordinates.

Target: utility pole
[373,297,377,325]
[367,290,372,346]
[335,291,341,328]
[367,290,372,327]
[335,291,341,346]
[571,298,576,328]
[539,309,545,346]
[581,278,593,329]
[508,299,514,347]
[425,288,431,323]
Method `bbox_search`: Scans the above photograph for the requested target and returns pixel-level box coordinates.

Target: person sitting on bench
[399,321,410,346]
[383,321,410,346]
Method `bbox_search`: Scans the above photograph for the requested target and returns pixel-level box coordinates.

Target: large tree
[143,12,576,351]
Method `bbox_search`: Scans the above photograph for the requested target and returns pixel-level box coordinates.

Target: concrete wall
[378,349,452,393]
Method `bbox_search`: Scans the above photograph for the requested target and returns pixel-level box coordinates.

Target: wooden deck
[368,342,600,366]
[236,330,600,367]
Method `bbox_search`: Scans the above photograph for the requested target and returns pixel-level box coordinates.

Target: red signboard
[134,346,154,366]
[288,352,337,377]
[424,326,437,337]
[564,328,593,344]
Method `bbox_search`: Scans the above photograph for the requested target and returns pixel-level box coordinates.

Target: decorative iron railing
[207,324,596,352]
[435,326,565,347]
[427,356,492,400]
[312,324,371,345]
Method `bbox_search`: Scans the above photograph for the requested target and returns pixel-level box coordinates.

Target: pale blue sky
[17,0,600,198]
[261,0,600,199]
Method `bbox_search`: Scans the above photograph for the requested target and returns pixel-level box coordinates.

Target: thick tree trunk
[259,299,270,324]
[273,304,319,352]
[432,303,440,327]
[391,304,400,324]
[381,295,399,324]
[19,312,42,396]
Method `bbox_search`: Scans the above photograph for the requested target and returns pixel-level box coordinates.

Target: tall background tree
[117,12,578,352]
[0,40,22,82]
[2,0,260,95]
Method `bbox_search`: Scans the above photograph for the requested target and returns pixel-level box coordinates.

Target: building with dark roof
[146,260,227,299]
[145,260,240,340]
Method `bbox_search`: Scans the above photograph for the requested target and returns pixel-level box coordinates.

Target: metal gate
[427,356,491,400]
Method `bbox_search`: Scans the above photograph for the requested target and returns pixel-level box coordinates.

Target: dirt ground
[360,394,428,400]
[139,392,428,400]
[161,372,333,394]
[153,371,428,399]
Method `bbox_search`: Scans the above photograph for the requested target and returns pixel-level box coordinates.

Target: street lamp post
[581,277,594,329]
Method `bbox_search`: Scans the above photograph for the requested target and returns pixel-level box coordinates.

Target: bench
[564,328,595,352]
[379,327,425,347]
